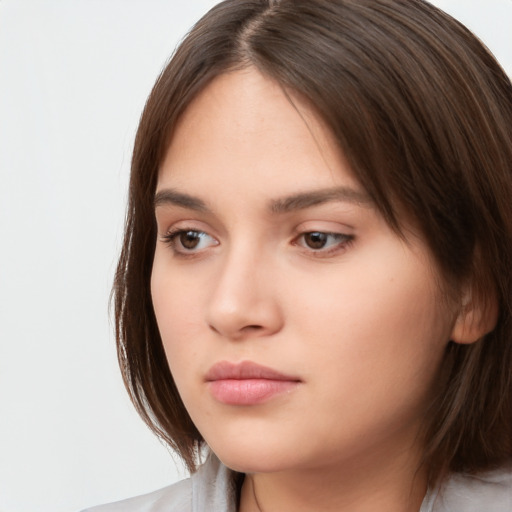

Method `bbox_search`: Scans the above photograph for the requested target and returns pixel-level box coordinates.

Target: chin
[207,437,305,474]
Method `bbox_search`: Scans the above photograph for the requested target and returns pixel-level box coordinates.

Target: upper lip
[205,360,301,382]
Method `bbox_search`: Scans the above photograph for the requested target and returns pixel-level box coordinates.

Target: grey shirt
[82,455,512,512]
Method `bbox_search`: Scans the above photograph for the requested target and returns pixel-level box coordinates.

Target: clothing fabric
[82,454,512,512]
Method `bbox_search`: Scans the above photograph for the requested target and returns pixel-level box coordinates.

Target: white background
[0,1,510,511]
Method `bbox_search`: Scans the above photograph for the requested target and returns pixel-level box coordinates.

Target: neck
[239,443,429,512]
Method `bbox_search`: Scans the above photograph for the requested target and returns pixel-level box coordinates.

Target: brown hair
[113,0,512,481]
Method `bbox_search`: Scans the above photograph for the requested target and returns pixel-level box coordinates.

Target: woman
[85,0,512,510]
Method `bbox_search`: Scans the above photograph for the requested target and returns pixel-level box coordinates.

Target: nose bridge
[206,238,282,339]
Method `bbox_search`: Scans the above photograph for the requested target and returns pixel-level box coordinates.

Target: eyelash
[162,228,218,257]
[293,232,355,257]
[161,228,355,258]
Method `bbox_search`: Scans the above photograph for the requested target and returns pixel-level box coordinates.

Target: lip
[205,361,301,405]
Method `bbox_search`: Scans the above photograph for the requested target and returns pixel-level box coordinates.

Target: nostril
[208,322,264,339]
[242,325,263,332]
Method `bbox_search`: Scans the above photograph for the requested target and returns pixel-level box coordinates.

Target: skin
[151,68,463,511]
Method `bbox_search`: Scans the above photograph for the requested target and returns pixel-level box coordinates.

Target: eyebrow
[269,186,372,213]
[154,189,209,212]
[153,186,371,213]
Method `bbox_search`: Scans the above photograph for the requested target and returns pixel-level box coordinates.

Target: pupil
[305,232,327,249]
[180,231,200,249]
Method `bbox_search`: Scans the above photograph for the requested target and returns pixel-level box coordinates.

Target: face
[151,68,458,475]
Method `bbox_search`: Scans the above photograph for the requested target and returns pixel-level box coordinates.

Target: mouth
[205,360,302,406]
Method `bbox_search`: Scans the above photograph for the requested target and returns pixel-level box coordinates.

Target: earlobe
[450,290,499,344]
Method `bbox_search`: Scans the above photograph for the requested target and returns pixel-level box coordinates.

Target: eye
[162,229,218,255]
[295,231,354,254]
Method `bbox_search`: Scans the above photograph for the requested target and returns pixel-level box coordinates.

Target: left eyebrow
[269,186,372,214]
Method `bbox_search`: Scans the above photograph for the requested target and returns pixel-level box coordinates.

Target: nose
[206,245,284,340]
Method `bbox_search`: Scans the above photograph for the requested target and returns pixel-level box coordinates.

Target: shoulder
[80,477,192,512]
[430,465,512,512]
[81,453,236,512]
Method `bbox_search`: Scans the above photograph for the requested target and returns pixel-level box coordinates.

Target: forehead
[158,68,363,197]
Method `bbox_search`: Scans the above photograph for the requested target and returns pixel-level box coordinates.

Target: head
[114,0,512,484]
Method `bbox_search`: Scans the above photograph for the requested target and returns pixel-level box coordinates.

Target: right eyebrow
[154,189,210,212]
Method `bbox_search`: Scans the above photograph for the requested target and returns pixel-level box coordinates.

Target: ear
[450,288,499,344]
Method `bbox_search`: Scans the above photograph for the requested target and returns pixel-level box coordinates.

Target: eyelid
[294,231,354,250]
[291,221,356,258]
[156,215,216,240]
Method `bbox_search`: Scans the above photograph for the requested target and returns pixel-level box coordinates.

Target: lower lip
[208,379,299,405]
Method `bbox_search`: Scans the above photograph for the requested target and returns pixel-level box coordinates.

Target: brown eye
[295,231,354,255]
[179,231,202,250]
[163,228,218,255]
[303,232,329,249]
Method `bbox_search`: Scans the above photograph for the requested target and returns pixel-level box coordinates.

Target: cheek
[152,288,206,414]
[281,274,449,462]
[291,249,452,396]
[150,257,205,367]
[306,241,450,337]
